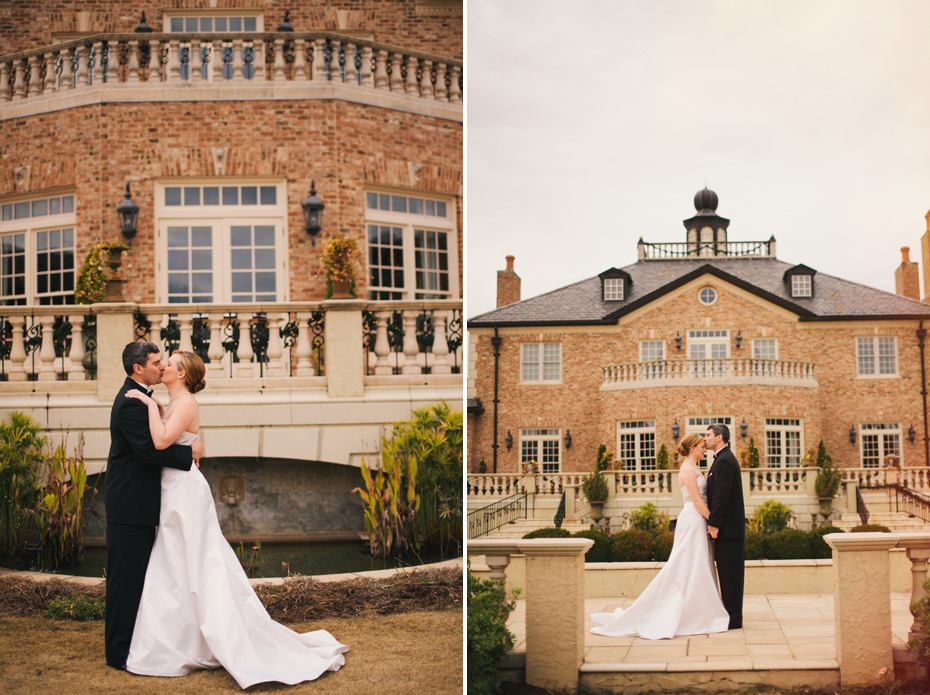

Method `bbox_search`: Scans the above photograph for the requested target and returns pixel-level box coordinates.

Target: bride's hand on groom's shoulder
[125,388,153,405]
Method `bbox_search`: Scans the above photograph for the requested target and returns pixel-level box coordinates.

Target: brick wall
[468,277,928,473]
[0,99,463,302]
[0,0,462,59]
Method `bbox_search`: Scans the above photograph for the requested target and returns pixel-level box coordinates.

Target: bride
[590,433,730,639]
[122,350,348,688]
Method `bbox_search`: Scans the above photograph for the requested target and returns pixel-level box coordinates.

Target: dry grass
[0,608,463,694]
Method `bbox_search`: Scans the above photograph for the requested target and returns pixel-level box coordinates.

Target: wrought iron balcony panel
[601,358,817,390]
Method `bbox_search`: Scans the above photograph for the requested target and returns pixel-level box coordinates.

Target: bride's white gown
[590,475,730,639]
[126,429,349,688]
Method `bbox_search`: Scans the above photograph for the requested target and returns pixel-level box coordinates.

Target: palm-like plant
[0,411,46,560]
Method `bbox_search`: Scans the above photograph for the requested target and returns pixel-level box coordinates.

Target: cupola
[684,188,730,257]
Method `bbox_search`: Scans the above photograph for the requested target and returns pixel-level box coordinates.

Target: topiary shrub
[610,529,653,562]
[522,527,572,539]
[766,529,811,559]
[809,525,843,559]
[651,531,674,562]
[744,530,769,560]
[44,593,105,621]
[850,523,892,533]
[467,563,516,695]
[752,500,793,534]
[630,502,670,534]
[572,529,613,563]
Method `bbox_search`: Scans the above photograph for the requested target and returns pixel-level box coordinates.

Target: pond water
[11,542,455,579]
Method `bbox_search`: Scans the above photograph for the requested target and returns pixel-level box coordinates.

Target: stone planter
[818,496,833,520]
[331,277,352,299]
[103,244,129,302]
[590,501,605,522]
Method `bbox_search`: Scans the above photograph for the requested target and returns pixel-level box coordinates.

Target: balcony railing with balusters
[637,238,776,260]
[601,357,817,390]
[363,301,462,378]
[0,31,462,120]
[0,306,96,384]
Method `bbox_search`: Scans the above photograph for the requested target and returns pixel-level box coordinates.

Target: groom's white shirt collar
[130,378,151,394]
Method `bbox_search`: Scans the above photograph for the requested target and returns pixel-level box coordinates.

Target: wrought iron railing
[856,486,870,526]
[637,239,776,260]
[467,491,527,539]
[363,302,462,376]
[873,484,930,525]
[554,491,566,529]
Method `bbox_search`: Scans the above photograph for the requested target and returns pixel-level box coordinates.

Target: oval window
[699,287,717,305]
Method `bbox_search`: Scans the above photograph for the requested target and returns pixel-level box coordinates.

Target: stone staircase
[832,511,930,532]
[481,518,593,539]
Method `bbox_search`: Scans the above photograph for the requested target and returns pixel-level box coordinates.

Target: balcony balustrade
[601,357,817,390]
[0,31,462,119]
[637,238,776,260]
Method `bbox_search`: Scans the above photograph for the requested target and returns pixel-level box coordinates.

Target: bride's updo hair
[174,350,206,394]
[677,433,704,458]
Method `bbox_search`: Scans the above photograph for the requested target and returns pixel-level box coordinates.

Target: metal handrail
[467,491,527,539]
[872,484,930,525]
[554,491,565,529]
[856,486,870,526]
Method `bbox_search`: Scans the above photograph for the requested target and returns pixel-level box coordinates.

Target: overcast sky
[465,0,930,319]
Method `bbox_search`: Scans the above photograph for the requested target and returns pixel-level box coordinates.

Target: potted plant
[656,443,670,470]
[747,437,760,469]
[318,233,361,299]
[581,468,609,522]
[815,450,843,520]
[75,240,130,305]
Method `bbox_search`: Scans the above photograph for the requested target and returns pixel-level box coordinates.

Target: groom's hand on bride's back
[191,437,204,468]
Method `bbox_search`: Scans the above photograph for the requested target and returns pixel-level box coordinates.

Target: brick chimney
[895,246,920,300]
[497,255,521,308]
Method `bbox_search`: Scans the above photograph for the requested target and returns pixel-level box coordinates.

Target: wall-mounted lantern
[301,179,325,245]
[909,424,916,444]
[674,332,682,352]
[672,419,680,440]
[849,425,857,445]
[735,330,742,350]
[740,419,748,439]
[116,182,140,244]
[564,430,572,449]
[505,430,513,451]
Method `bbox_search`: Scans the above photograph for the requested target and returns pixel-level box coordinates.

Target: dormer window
[599,268,632,302]
[783,264,816,299]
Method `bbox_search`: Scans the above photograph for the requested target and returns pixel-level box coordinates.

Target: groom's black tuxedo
[706,444,745,630]
[104,377,194,669]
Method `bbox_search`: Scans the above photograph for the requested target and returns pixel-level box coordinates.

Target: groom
[704,423,745,630]
[104,342,204,670]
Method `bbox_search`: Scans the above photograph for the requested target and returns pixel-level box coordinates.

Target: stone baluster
[61,47,74,91]
[232,39,244,81]
[449,65,461,103]
[212,40,224,82]
[293,39,307,81]
[105,41,118,84]
[434,61,447,102]
[273,39,286,81]
[252,40,265,81]
[7,315,27,381]
[343,42,356,85]
[265,314,287,377]
[420,59,433,99]
[294,311,314,376]
[206,312,226,378]
[431,312,452,374]
[312,39,328,81]
[75,44,88,87]
[373,310,393,375]
[0,61,10,102]
[360,45,374,87]
[401,311,421,375]
[92,41,104,85]
[903,538,930,642]
[374,49,388,90]
[177,313,194,353]
[190,39,203,83]
[67,314,86,380]
[42,51,56,94]
[127,40,140,83]
[235,316,255,376]
[405,55,418,96]
[167,40,181,82]
[12,57,25,100]
[389,53,403,92]
[148,39,161,82]
[37,315,58,381]
[27,55,40,97]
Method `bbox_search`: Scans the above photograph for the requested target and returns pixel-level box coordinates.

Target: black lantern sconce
[735,330,742,350]
[674,332,682,352]
[564,430,572,449]
[277,9,295,31]
[849,425,857,445]
[134,11,153,33]
[671,419,680,440]
[740,418,748,439]
[301,180,325,245]
[505,430,513,451]
[116,182,140,244]
[909,424,916,444]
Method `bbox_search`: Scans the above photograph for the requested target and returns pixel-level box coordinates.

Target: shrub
[0,411,47,560]
[747,437,760,468]
[766,529,811,559]
[581,468,609,503]
[522,527,571,539]
[610,530,653,562]
[850,523,892,533]
[752,500,792,533]
[744,530,768,560]
[571,529,612,563]
[44,593,105,621]
[656,444,670,470]
[906,578,930,664]
[809,525,843,559]
[595,444,614,472]
[467,564,516,695]
[814,448,842,499]
[630,502,670,534]
[651,531,675,562]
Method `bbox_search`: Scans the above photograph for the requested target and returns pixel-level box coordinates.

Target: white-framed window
[604,277,624,301]
[0,192,76,305]
[163,11,264,33]
[791,275,812,297]
[617,420,656,471]
[520,429,560,474]
[640,341,665,361]
[365,191,457,300]
[688,330,729,360]
[698,287,717,305]
[686,416,733,468]
[155,179,287,304]
[856,336,898,377]
[752,338,778,360]
[765,418,802,468]
[521,343,561,383]
[860,423,902,469]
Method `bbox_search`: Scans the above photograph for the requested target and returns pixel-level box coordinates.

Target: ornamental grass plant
[0,412,46,561]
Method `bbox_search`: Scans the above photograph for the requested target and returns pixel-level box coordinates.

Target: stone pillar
[825,533,898,687]
[518,538,593,694]
[323,300,365,398]
[93,303,137,401]
[895,247,920,300]
[497,255,521,308]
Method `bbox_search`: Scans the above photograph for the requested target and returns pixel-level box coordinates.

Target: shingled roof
[468,257,930,327]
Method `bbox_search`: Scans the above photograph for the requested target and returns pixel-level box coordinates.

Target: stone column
[825,532,898,687]
[895,533,930,642]
[93,303,137,401]
[323,300,365,398]
[518,538,593,694]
